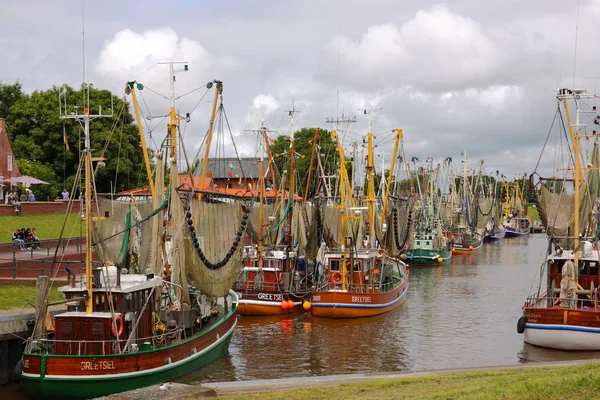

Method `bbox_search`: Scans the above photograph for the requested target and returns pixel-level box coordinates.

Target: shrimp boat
[483,218,506,241]
[234,110,311,316]
[405,160,452,265]
[502,175,531,237]
[310,113,409,318]
[21,69,245,398]
[450,152,483,254]
[518,88,600,350]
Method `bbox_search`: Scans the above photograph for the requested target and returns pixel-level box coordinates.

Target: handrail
[26,327,187,355]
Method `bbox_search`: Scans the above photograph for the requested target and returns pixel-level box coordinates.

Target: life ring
[111,315,124,337]
[332,271,342,284]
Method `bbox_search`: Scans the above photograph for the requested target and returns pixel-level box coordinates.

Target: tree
[270,127,342,199]
[0,82,150,195]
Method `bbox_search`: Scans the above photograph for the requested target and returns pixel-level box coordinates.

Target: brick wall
[0,200,81,216]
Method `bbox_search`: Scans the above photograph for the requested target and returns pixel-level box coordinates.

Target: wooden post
[34,276,49,339]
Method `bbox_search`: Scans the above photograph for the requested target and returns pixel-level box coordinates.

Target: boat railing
[25,327,187,356]
[233,279,309,292]
[524,292,600,310]
[313,280,399,294]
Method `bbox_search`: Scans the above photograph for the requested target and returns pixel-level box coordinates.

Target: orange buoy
[281,300,288,309]
[451,248,456,253]
[287,300,295,309]
[437,257,443,263]
[303,301,311,310]
[469,245,473,250]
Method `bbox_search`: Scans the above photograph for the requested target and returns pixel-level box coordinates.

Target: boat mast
[381,129,402,227]
[514,172,520,216]
[128,83,155,196]
[363,109,376,246]
[284,103,298,251]
[198,80,223,200]
[562,96,580,269]
[304,128,320,212]
[258,128,266,269]
[60,86,112,315]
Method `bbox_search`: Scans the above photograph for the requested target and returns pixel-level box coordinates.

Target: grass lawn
[0,285,63,310]
[528,204,541,224]
[0,213,81,242]
[211,363,600,400]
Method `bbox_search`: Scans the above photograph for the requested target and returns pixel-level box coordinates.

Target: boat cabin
[547,241,600,303]
[53,267,162,355]
[237,245,297,290]
[322,250,401,292]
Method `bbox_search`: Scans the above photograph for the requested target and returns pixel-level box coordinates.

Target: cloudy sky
[3,0,600,180]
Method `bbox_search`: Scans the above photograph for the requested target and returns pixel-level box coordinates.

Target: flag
[63,126,70,152]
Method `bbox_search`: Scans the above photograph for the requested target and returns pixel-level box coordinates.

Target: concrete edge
[200,359,600,395]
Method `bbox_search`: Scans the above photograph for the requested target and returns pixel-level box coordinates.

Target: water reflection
[177,234,599,386]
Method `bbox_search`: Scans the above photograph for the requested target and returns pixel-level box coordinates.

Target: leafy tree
[270,128,342,199]
[0,82,150,195]
[16,159,58,201]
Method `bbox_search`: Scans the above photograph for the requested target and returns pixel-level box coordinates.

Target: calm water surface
[180,234,600,385]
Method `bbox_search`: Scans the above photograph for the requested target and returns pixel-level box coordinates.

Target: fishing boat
[502,175,531,237]
[450,152,483,254]
[405,160,452,265]
[518,87,600,350]
[483,218,506,241]
[309,112,409,318]
[234,110,312,316]
[21,68,245,399]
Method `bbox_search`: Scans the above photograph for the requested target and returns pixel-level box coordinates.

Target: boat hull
[310,281,408,319]
[522,305,600,350]
[236,290,308,316]
[483,231,505,241]
[405,248,451,265]
[504,227,531,237]
[452,239,483,254]
[22,292,238,400]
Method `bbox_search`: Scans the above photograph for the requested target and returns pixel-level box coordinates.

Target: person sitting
[27,189,35,202]
[19,192,26,202]
[11,192,21,214]
[12,229,26,251]
[27,228,41,250]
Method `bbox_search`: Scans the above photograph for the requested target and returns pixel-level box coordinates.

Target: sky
[2,0,600,181]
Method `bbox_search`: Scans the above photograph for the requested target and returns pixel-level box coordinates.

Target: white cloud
[318,4,502,93]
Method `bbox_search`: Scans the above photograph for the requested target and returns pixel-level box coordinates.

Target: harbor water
[179,234,600,385]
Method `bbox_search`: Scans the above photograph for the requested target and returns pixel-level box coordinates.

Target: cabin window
[353,261,362,272]
[416,241,421,246]
[590,262,599,276]
[426,241,430,246]
[330,259,341,271]
[556,261,563,275]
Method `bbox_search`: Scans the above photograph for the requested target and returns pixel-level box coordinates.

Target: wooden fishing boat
[235,245,309,315]
[309,111,409,318]
[310,249,409,318]
[22,71,246,398]
[518,88,600,350]
[502,175,531,237]
[451,226,483,254]
[234,109,312,316]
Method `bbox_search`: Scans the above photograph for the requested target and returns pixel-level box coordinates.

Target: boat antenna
[572,0,580,90]
[81,0,86,104]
